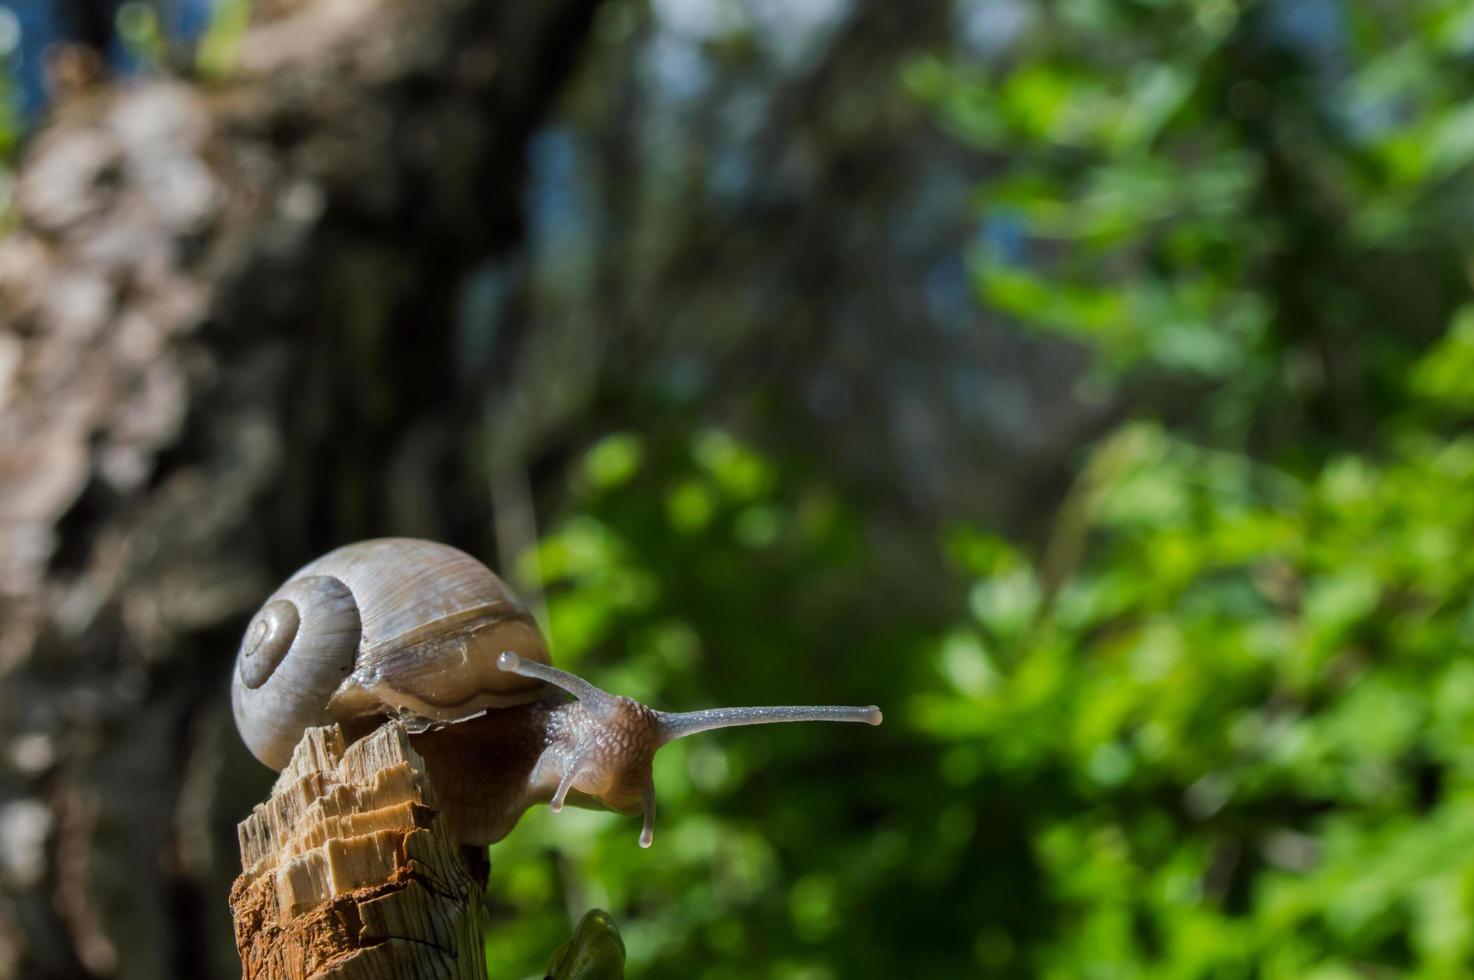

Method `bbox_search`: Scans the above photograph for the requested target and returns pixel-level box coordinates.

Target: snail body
[232,538,881,847]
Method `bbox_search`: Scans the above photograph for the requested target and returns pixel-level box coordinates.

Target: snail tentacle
[550,742,592,813]
[639,781,657,850]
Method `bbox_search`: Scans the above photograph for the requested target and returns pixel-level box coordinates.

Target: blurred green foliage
[487,1,1474,977]
[921,410,1474,977]
[909,0,1474,449]
[0,40,16,209]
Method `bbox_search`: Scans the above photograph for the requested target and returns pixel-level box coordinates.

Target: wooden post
[228,722,489,979]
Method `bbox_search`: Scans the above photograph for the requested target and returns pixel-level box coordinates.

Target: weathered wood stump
[228,722,488,979]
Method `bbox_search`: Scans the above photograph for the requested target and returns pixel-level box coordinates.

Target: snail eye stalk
[654,703,883,742]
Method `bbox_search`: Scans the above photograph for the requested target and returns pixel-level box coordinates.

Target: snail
[231,538,882,847]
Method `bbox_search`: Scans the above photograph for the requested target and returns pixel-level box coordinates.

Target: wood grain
[229,722,488,979]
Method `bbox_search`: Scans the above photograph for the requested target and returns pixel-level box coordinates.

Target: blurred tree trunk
[0,0,598,976]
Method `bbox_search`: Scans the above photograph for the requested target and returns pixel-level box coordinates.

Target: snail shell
[231,538,550,769]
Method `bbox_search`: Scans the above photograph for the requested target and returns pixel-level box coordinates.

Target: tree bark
[230,722,488,980]
[0,0,599,976]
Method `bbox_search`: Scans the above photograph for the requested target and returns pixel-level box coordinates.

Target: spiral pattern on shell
[231,575,362,769]
[238,599,301,690]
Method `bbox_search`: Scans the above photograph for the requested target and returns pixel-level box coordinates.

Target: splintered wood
[229,723,488,979]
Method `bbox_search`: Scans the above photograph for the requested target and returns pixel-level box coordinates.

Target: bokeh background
[3,0,1474,977]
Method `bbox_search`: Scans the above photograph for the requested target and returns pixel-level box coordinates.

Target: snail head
[495,652,882,847]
